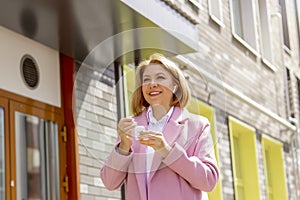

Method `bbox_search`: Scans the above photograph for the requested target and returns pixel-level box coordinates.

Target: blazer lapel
[163,119,185,145]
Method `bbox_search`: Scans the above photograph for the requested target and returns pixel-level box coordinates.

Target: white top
[145,106,174,181]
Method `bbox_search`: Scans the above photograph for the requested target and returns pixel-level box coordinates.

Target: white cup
[133,126,145,140]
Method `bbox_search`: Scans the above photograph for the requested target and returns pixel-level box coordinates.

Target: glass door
[15,112,60,200]
[9,100,66,200]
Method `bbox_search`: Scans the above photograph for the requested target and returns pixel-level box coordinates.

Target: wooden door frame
[0,89,66,200]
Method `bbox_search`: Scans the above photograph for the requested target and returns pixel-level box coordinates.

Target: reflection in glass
[0,108,4,199]
[15,112,60,200]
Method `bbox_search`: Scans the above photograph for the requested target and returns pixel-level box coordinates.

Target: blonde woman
[101,54,219,200]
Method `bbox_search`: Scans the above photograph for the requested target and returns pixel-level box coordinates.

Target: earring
[173,85,177,93]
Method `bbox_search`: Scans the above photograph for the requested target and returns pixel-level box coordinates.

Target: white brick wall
[75,62,120,200]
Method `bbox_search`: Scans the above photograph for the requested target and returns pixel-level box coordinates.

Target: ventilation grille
[20,55,39,89]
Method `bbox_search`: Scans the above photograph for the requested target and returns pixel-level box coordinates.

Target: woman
[100,53,219,200]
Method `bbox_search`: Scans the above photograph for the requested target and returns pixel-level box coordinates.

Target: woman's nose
[149,79,158,87]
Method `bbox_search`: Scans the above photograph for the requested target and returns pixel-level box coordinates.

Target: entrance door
[0,96,67,200]
[15,112,60,199]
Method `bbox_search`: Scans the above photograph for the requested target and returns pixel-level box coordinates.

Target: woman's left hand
[139,131,171,158]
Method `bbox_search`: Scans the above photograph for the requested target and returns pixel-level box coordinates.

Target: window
[262,135,288,200]
[228,116,260,199]
[297,0,300,43]
[258,0,275,70]
[0,108,4,199]
[123,64,136,116]
[208,0,225,27]
[297,78,300,119]
[230,0,258,54]
[15,112,60,200]
[187,98,223,200]
[284,68,294,118]
[279,0,291,50]
[187,0,203,10]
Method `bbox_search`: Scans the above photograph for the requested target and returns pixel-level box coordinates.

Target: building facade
[0,0,300,200]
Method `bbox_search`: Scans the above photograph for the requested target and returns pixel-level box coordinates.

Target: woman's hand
[117,118,136,153]
[139,131,171,158]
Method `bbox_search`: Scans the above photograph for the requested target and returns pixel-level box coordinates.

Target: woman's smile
[148,90,162,96]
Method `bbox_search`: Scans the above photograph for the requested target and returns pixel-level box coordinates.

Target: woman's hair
[131,53,191,116]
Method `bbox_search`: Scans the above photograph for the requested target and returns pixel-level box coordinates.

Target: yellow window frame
[123,64,136,116]
[261,135,288,200]
[187,98,223,200]
[228,116,260,200]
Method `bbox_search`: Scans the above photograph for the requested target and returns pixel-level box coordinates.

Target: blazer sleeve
[100,143,133,190]
[162,118,219,192]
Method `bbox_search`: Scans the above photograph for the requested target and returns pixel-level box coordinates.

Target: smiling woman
[132,54,190,117]
[100,53,219,200]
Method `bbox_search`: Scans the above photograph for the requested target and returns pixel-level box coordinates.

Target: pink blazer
[100,107,219,200]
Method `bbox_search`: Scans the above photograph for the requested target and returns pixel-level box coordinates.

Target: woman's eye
[143,78,150,83]
[157,76,165,80]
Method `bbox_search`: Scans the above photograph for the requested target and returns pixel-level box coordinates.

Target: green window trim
[187,98,223,200]
[228,116,260,200]
[261,134,288,200]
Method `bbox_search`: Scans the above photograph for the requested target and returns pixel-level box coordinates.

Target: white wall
[0,26,61,107]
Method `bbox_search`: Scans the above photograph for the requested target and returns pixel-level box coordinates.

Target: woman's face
[141,63,176,110]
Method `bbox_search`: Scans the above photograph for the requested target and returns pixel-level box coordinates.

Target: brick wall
[75,62,121,200]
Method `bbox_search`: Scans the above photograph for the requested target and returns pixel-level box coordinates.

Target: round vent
[20,55,39,89]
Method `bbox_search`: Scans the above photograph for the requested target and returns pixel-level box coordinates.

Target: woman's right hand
[117,118,136,152]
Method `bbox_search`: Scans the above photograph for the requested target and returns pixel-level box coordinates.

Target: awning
[0,0,199,65]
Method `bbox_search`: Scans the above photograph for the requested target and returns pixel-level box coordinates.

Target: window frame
[279,0,291,50]
[208,0,225,27]
[122,64,136,116]
[187,98,223,200]
[258,0,276,71]
[229,0,259,56]
[187,0,203,10]
[228,116,260,199]
[284,67,294,118]
[261,134,288,200]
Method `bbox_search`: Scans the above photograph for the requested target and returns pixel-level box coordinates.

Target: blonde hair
[131,53,191,116]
